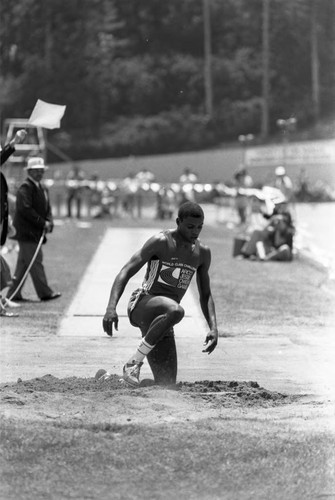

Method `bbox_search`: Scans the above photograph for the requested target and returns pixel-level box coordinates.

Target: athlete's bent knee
[167,304,184,325]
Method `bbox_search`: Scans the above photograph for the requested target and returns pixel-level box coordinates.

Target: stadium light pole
[261,0,270,139]
[238,134,255,167]
[276,117,297,167]
[311,0,320,123]
[203,0,213,119]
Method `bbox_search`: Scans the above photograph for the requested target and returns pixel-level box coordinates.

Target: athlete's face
[177,216,204,243]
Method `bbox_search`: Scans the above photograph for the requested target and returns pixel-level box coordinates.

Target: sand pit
[0,375,300,428]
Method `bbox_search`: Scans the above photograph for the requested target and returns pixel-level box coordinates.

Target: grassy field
[0,212,334,500]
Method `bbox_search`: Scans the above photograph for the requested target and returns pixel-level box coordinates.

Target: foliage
[62,109,217,159]
[0,0,334,159]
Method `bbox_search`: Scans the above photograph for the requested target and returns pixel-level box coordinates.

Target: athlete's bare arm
[196,245,218,354]
[103,233,166,335]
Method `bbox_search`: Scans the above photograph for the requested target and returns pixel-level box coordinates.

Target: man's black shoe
[40,292,61,301]
[10,297,32,303]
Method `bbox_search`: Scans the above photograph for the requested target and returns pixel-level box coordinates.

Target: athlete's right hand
[202,330,218,354]
[102,310,118,336]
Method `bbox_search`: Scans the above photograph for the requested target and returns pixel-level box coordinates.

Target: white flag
[28,99,66,129]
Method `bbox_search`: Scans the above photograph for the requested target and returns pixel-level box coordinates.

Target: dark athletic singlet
[128,230,202,319]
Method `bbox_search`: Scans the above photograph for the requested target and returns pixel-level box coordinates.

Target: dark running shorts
[127,288,175,340]
[127,288,147,327]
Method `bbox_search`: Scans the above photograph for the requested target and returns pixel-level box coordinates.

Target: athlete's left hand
[202,330,218,354]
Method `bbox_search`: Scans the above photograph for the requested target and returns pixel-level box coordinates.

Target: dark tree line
[0,0,334,159]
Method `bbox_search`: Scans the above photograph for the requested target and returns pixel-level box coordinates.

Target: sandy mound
[0,374,300,426]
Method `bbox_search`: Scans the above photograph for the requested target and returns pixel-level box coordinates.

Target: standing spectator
[156,185,177,220]
[135,169,155,218]
[120,172,138,218]
[179,167,198,184]
[66,164,85,219]
[1,129,27,316]
[296,167,311,202]
[51,169,65,217]
[233,167,253,225]
[135,168,155,185]
[179,168,198,203]
[1,129,27,245]
[87,173,104,218]
[6,157,61,302]
[274,166,294,203]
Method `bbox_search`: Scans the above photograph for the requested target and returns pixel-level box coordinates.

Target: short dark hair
[178,202,204,221]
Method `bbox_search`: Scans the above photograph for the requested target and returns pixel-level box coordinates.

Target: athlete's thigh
[131,294,178,331]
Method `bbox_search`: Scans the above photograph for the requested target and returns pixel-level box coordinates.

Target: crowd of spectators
[4,159,334,225]
[2,153,334,269]
[5,165,203,222]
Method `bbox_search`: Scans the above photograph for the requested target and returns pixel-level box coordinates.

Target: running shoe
[95,369,112,381]
[123,361,143,387]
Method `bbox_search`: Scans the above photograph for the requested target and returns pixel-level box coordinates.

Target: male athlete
[101,201,219,386]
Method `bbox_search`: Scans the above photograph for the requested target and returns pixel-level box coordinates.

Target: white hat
[275,166,286,176]
[26,157,48,170]
[272,194,288,205]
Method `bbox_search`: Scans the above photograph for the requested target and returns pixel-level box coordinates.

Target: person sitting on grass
[100,201,219,387]
[240,212,295,262]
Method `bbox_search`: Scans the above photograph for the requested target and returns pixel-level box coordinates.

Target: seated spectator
[262,197,294,224]
[93,184,117,219]
[238,212,295,262]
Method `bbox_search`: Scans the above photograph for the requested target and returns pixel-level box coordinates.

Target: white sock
[127,339,154,365]
[256,241,266,260]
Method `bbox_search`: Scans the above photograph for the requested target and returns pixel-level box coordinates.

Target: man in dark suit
[7,157,61,302]
[1,129,27,246]
[1,129,27,316]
